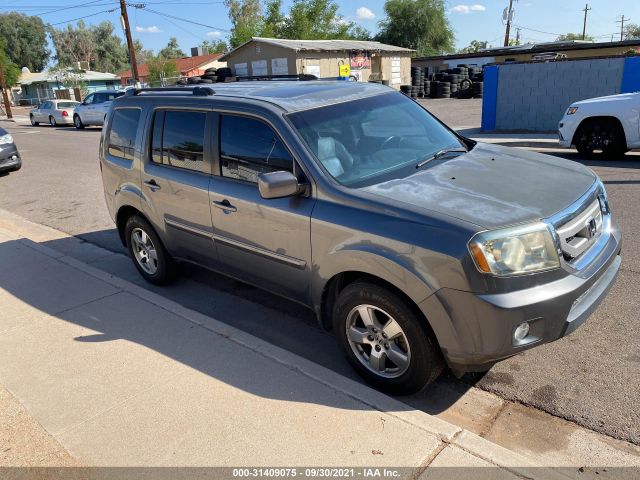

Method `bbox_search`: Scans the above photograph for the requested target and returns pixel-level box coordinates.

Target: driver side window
[83,94,94,105]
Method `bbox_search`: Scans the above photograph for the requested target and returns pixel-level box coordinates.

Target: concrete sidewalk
[0,217,569,478]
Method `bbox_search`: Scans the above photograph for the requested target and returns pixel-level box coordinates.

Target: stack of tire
[410,66,425,98]
[468,66,483,98]
[435,81,451,98]
[215,67,234,82]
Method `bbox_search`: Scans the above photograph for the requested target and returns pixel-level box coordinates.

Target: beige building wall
[223,41,413,89]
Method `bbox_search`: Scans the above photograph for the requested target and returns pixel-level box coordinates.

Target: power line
[128,4,229,33]
[48,7,118,26]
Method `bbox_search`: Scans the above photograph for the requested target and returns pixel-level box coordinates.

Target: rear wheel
[124,215,177,285]
[49,116,57,127]
[333,282,444,395]
[73,114,84,130]
[575,119,626,158]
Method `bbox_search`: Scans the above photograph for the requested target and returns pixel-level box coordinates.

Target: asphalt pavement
[0,114,638,447]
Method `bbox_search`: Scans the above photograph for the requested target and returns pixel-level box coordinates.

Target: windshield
[288,92,465,187]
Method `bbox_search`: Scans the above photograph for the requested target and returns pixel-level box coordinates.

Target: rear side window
[151,110,206,173]
[108,108,141,160]
[220,115,293,183]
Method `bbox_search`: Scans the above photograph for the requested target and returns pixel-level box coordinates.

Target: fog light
[514,322,530,341]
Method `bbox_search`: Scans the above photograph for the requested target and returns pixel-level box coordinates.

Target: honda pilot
[100,82,621,394]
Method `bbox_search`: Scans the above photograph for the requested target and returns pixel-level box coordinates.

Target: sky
[2,0,639,57]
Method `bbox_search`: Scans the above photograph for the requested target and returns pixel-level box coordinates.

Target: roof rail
[124,86,215,96]
[235,74,318,82]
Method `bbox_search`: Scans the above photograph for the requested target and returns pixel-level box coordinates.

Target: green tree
[48,20,129,72]
[556,32,594,41]
[280,0,368,40]
[158,37,186,59]
[0,38,20,88]
[624,23,640,40]
[458,40,488,53]
[134,39,155,65]
[225,0,263,48]
[376,0,454,56]
[0,12,49,71]
[146,56,179,84]
[200,40,228,54]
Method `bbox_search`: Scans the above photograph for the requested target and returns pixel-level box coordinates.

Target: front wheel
[333,282,444,395]
[30,114,38,126]
[73,114,85,130]
[124,215,177,285]
[575,119,626,158]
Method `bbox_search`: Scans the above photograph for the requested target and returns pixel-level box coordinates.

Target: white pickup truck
[558,91,640,157]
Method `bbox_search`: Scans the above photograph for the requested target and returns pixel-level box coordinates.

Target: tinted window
[83,94,94,104]
[93,93,105,104]
[41,102,52,109]
[108,108,140,160]
[220,115,292,183]
[151,110,206,172]
[58,101,79,108]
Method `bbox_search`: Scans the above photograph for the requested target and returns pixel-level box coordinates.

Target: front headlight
[566,107,578,115]
[468,222,560,276]
[0,134,13,145]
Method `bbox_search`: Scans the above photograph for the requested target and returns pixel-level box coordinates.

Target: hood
[574,91,639,106]
[361,142,596,229]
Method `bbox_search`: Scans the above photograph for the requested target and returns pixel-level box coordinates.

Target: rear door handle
[212,199,237,213]
[144,179,161,192]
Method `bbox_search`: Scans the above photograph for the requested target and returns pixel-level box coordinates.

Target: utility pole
[515,28,521,45]
[0,62,13,120]
[581,4,591,40]
[119,0,139,86]
[503,0,514,46]
[616,15,628,42]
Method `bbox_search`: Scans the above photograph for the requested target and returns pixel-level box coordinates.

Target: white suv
[558,91,640,157]
[73,90,123,129]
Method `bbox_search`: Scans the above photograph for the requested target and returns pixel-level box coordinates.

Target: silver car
[29,100,80,127]
[100,83,621,395]
[73,90,123,129]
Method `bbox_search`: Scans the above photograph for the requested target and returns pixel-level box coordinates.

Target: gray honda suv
[100,82,621,394]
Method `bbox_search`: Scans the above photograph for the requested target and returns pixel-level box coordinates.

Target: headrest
[317,137,336,160]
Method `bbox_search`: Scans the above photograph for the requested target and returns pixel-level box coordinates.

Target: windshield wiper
[416,147,467,169]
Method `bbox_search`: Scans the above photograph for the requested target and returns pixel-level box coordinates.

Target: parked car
[101,82,621,394]
[559,91,640,157]
[29,99,80,127]
[73,90,123,129]
[0,127,21,174]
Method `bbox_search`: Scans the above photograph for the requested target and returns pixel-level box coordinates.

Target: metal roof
[19,69,120,86]
[220,37,414,61]
[413,39,640,62]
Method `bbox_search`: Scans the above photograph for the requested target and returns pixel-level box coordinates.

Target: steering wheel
[380,135,401,150]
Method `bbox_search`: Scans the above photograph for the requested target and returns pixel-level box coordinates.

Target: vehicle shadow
[1,230,477,417]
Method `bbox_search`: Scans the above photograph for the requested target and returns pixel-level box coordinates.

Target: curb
[0,208,570,476]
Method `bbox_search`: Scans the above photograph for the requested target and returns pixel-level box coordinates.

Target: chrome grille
[556,199,603,260]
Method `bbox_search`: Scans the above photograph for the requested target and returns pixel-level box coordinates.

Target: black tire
[30,114,39,126]
[124,215,177,285]
[333,282,444,395]
[73,114,84,130]
[49,116,57,127]
[575,119,626,158]
[204,67,217,75]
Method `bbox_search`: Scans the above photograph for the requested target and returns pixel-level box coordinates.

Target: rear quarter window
[107,108,141,161]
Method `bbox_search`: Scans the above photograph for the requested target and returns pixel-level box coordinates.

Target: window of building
[151,110,207,172]
[219,115,293,183]
[107,108,141,160]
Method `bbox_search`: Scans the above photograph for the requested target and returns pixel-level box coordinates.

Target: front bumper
[558,117,579,148]
[0,144,21,172]
[421,221,622,373]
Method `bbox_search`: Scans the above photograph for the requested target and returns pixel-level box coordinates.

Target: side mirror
[258,171,301,199]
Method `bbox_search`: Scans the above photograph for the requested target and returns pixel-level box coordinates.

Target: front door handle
[144,179,161,192]
[212,199,237,213]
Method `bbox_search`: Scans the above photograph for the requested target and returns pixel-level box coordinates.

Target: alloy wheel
[345,304,411,378]
[131,227,159,275]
